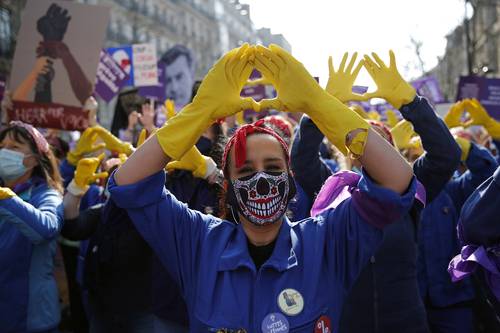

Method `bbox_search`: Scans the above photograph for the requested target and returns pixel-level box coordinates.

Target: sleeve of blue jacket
[492,139,500,165]
[290,115,333,200]
[108,169,417,302]
[400,95,461,204]
[108,170,216,295]
[60,159,76,188]
[459,165,500,247]
[0,186,63,244]
[322,172,417,290]
[446,143,498,212]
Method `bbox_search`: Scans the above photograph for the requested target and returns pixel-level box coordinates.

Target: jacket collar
[217,217,299,273]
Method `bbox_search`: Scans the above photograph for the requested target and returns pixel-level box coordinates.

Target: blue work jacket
[0,179,63,332]
[292,96,461,333]
[109,169,416,332]
[418,143,498,307]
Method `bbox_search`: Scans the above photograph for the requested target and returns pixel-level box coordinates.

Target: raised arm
[256,45,412,193]
[290,115,332,199]
[115,44,257,186]
[446,139,498,210]
[0,186,62,244]
[401,96,461,203]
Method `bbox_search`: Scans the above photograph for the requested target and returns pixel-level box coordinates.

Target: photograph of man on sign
[160,45,196,110]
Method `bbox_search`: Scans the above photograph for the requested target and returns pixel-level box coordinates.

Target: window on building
[0,6,11,56]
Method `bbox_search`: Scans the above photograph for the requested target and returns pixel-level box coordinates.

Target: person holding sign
[108,44,415,332]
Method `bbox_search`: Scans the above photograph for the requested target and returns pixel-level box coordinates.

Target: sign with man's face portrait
[161,45,196,109]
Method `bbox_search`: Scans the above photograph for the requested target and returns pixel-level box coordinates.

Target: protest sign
[132,43,158,87]
[107,45,134,87]
[411,76,445,105]
[8,0,109,130]
[95,50,129,102]
[456,76,500,120]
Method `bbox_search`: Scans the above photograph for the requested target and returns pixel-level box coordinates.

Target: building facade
[1,0,291,80]
[430,0,499,101]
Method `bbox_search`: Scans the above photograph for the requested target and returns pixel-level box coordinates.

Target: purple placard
[94,50,129,102]
[0,75,5,102]
[411,75,445,105]
[456,76,500,120]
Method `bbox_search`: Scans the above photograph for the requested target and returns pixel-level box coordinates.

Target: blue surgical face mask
[0,148,29,181]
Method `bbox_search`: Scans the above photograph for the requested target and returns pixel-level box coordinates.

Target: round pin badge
[314,315,332,333]
[277,288,304,316]
[261,312,289,333]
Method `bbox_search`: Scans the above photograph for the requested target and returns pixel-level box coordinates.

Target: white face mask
[0,148,30,181]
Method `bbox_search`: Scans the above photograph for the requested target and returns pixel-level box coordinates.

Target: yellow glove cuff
[308,95,370,156]
[67,179,88,196]
[388,82,416,110]
[455,137,471,162]
[485,118,500,140]
[156,103,213,161]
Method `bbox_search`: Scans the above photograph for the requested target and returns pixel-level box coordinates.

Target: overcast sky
[241,0,468,89]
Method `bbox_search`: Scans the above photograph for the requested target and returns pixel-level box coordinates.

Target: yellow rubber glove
[164,99,176,120]
[156,44,258,161]
[390,120,418,150]
[363,51,416,109]
[350,105,369,119]
[118,153,128,165]
[136,128,147,148]
[444,101,467,129]
[385,110,399,128]
[93,126,134,156]
[325,52,367,103]
[67,127,106,166]
[367,111,381,121]
[454,136,472,162]
[255,44,369,156]
[236,111,246,125]
[166,146,217,179]
[0,187,16,200]
[67,153,109,196]
[464,99,500,139]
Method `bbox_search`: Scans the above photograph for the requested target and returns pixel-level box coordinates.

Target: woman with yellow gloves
[0,121,64,333]
[292,50,460,333]
[108,43,415,332]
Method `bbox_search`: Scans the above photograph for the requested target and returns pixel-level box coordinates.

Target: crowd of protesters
[1,44,500,333]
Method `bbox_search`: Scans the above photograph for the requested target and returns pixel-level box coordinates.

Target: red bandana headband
[368,120,394,147]
[254,116,292,139]
[222,123,290,177]
[9,121,50,154]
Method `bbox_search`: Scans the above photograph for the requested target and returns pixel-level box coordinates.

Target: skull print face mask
[229,171,293,226]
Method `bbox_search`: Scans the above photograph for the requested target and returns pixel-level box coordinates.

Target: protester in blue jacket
[62,126,225,332]
[0,121,64,333]
[109,44,415,332]
[292,51,461,333]
[418,135,498,333]
[448,164,500,318]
